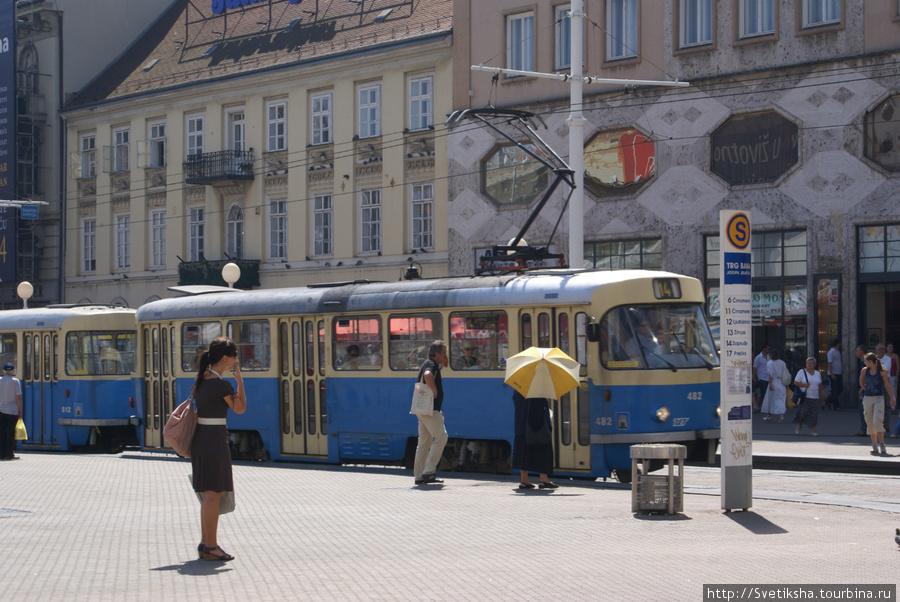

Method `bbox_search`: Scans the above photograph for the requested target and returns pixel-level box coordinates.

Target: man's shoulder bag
[410,364,434,416]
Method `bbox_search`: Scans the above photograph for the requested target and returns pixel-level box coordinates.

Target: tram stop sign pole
[719,210,753,512]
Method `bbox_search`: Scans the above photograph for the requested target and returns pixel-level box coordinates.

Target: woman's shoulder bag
[163,394,198,458]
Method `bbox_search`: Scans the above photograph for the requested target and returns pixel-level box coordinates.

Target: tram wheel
[613,469,632,484]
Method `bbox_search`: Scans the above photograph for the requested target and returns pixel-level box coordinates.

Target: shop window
[858,224,900,273]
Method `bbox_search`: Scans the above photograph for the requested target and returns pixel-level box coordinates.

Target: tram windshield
[65,331,137,375]
[600,304,719,370]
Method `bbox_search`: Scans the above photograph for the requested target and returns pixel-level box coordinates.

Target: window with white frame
[409,76,433,131]
[227,110,245,151]
[189,207,205,262]
[358,84,381,139]
[113,126,130,172]
[226,204,244,260]
[411,182,434,251]
[267,101,287,152]
[607,0,637,60]
[186,114,205,159]
[150,210,166,268]
[115,215,131,270]
[680,0,713,47]
[802,0,840,28]
[148,120,166,168]
[360,189,381,254]
[79,133,96,178]
[311,92,332,145]
[269,199,287,260]
[739,0,775,37]
[555,5,572,69]
[82,218,96,272]
[313,194,333,256]
[507,11,534,71]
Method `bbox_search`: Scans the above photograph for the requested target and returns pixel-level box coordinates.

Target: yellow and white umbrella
[504,347,581,400]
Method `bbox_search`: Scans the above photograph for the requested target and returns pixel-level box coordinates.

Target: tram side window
[228,320,271,371]
[333,316,382,370]
[0,334,15,369]
[388,313,442,371]
[449,311,508,370]
[64,331,137,375]
[600,305,719,370]
[182,323,222,372]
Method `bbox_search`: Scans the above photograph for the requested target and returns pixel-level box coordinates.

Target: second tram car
[137,270,721,479]
[0,305,140,452]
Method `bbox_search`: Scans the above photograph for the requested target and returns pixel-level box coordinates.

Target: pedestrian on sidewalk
[761,350,787,423]
[0,362,23,460]
[413,340,449,486]
[793,357,823,436]
[859,352,896,455]
[826,339,842,410]
[511,391,557,490]
[887,343,899,409]
[876,344,892,433]
[854,345,868,436]
[752,344,770,413]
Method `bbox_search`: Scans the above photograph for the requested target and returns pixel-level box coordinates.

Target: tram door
[142,324,177,450]
[518,309,591,474]
[21,331,58,447]
[278,317,327,457]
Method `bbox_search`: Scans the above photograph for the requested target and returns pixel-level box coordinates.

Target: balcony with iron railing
[183,149,255,185]
[177,258,260,289]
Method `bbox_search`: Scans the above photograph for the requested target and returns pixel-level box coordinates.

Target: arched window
[226,204,244,259]
[18,44,38,94]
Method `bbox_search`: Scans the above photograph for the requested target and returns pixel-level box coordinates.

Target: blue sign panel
[723,252,751,286]
[0,3,17,283]
[20,205,38,220]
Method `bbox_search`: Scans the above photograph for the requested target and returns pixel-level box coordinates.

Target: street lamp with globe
[222,263,241,288]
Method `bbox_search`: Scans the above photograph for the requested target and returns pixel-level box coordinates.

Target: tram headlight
[716,405,721,418]
[655,406,671,423]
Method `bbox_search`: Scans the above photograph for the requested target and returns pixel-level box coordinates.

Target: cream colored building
[62,0,452,307]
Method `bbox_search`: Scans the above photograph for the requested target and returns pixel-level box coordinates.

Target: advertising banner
[0,4,17,283]
[719,210,753,511]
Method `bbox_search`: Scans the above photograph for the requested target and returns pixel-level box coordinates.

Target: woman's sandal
[198,543,205,559]
[201,545,235,562]
[518,482,535,489]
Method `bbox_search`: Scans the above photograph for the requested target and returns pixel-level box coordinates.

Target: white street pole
[567,1,586,269]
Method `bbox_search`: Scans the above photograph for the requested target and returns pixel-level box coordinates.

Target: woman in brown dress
[191,337,246,561]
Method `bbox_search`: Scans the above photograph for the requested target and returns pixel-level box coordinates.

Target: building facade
[8,0,174,307]
[449,0,900,376]
[63,0,452,307]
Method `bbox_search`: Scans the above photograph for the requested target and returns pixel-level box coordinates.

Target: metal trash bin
[630,444,686,514]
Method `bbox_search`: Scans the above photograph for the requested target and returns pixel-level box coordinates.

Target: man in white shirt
[752,344,770,412]
[826,339,842,410]
[0,362,23,461]
[876,344,891,432]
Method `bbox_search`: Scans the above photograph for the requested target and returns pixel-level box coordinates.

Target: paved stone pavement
[1,428,898,602]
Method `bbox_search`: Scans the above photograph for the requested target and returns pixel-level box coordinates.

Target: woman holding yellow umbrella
[505,347,581,491]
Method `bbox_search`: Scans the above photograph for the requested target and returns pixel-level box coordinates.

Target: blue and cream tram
[137,270,720,480]
[0,305,140,453]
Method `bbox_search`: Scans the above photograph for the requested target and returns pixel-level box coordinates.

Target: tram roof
[0,305,136,331]
[137,269,698,321]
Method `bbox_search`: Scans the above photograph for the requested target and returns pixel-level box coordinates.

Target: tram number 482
[686,391,702,400]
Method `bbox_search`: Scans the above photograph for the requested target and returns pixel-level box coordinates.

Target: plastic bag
[14,418,27,440]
